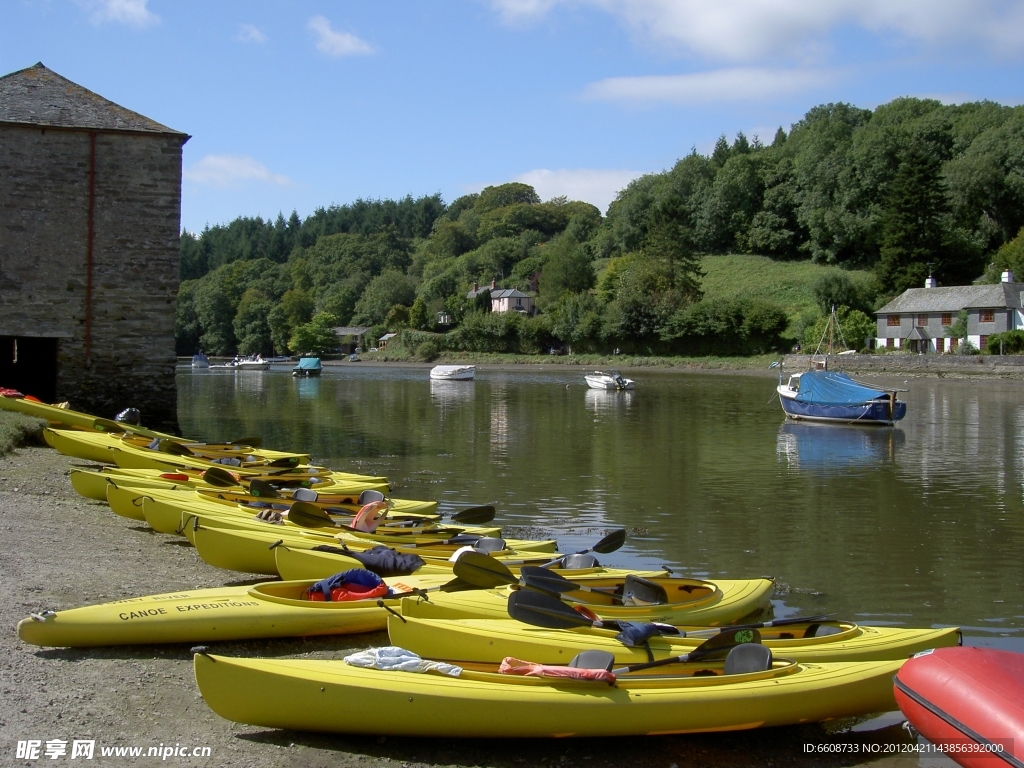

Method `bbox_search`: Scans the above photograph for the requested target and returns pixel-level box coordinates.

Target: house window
[915,314,928,327]
[941,313,952,326]
[980,309,995,323]
[886,338,894,348]
[887,315,901,327]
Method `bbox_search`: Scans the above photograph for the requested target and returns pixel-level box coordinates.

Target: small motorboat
[584,371,634,390]
[264,356,291,364]
[191,352,210,369]
[292,357,322,377]
[430,365,475,381]
[211,356,270,371]
[895,646,1023,768]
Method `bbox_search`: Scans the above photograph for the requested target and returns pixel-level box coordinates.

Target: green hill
[700,254,874,324]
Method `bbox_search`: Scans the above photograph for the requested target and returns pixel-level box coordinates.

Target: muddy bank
[2,446,931,767]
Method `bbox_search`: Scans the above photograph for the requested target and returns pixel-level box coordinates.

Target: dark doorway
[0,336,58,403]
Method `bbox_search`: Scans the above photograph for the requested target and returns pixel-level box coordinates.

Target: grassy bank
[367,349,779,371]
[700,254,874,318]
[0,412,45,456]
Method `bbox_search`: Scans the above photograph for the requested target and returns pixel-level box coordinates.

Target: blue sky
[3,0,1022,232]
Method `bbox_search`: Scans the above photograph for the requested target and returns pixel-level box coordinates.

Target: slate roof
[490,288,531,300]
[876,283,1024,314]
[0,62,186,135]
[332,326,372,337]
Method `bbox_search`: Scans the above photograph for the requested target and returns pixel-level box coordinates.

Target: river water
[178,364,1024,652]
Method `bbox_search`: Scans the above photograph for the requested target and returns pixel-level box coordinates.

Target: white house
[875,271,1024,353]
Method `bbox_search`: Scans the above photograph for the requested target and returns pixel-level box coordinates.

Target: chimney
[473,282,478,292]
[491,279,496,290]
[1002,269,1015,283]
[924,274,938,288]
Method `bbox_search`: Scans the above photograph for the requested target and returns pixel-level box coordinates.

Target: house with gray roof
[465,279,536,315]
[875,271,1024,353]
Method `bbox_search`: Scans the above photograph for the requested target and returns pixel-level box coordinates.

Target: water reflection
[293,376,320,400]
[430,379,475,405]
[584,388,635,413]
[776,422,904,470]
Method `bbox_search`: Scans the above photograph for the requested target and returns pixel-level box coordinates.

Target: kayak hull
[194,653,902,737]
[389,615,962,664]
[399,578,774,627]
[895,646,1024,768]
[17,577,451,648]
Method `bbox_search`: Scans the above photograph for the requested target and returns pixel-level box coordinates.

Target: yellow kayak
[399,575,774,627]
[186,519,557,576]
[18,575,454,648]
[130,490,498,542]
[44,428,311,467]
[387,612,963,664]
[0,392,174,437]
[70,466,391,502]
[194,651,902,737]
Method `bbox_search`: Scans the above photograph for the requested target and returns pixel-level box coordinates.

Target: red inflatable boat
[895,646,1024,768]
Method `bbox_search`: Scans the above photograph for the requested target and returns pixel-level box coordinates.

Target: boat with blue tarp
[292,357,322,377]
[777,370,906,425]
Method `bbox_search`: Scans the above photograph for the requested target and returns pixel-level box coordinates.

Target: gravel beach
[2,445,935,768]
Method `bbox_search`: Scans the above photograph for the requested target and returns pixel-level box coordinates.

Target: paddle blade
[286,501,334,529]
[452,551,518,589]
[689,627,762,662]
[451,505,496,524]
[248,479,280,499]
[519,566,575,595]
[438,576,479,593]
[267,457,301,468]
[157,439,192,456]
[202,467,240,487]
[591,529,626,554]
[507,589,593,629]
[230,435,262,448]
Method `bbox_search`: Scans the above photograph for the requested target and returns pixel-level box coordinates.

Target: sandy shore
[2,446,935,768]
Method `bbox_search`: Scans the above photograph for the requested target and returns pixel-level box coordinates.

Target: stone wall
[783,353,1024,377]
[0,124,183,431]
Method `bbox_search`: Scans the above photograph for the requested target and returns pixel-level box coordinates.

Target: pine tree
[875,143,948,293]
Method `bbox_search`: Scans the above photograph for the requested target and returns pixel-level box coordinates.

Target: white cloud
[84,0,159,28]
[183,155,292,188]
[585,67,833,104]
[488,0,1024,61]
[307,15,375,57]
[472,168,647,214]
[235,24,267,44]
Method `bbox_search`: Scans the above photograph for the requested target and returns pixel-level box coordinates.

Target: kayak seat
[359,490,386,505]
[292,487,318,502]
[723,644,773,675]
[622,575,669,606]
[568,650,615,671]
[560,554,598,569]
[473,537,507,553]
[805,624,842,638]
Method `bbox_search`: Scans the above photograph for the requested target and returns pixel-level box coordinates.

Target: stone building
[0,63,188,431]
[875,271,1024,353]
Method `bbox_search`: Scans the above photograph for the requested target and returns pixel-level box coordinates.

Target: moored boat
[777,370,906,425]
[895,646,1024,768]
[191,352,210,369]
[584,371,634,390]
[291,357,322,377]
[429,364,475,381]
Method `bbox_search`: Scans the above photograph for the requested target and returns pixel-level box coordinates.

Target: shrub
[986,330,1024,355]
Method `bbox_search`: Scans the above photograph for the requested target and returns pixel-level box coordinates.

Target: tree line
[176,96,1024,358]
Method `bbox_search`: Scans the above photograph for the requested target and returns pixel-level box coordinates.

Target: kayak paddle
[537,529,626,568]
